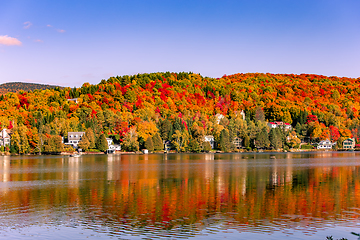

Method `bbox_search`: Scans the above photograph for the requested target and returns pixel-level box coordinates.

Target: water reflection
[0,152,360,239]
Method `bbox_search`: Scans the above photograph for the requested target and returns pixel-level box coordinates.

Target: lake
[0,152,360,239]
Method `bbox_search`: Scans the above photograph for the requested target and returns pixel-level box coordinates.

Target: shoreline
[1,148,358,156]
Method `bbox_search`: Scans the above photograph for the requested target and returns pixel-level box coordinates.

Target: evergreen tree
[269,128,282,150]
[219,129,231,152]
[152,133,163,151]
[85,128,96,149]
[160,119,172,140]
[188,138,201,153]
[96,133,108,152]
[202,141,211,152]
[243,135,250,148]
[144,137,154,151]
[255,128,270,149]
[299,110,308,125]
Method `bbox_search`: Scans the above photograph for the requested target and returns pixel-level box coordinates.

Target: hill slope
[0,82,63,94]
[0,72,359,153]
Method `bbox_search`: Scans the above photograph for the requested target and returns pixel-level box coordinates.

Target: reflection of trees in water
[1,153,360,238]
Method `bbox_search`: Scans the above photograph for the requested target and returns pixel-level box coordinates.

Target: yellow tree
[136,121,158,141]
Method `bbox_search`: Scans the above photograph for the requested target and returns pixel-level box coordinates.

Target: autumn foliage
[1,72,359,153]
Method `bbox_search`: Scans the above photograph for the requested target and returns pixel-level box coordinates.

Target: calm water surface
[1,152,360,239]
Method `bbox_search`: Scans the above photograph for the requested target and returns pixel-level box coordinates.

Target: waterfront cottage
[66,132,85,148]
[204,135,215,149]
[163,140,172,152]
[343,138,355,149]
[0,128,11,147]
[106,138,121,153]
[317,139,335,149]
[232,137,242,149]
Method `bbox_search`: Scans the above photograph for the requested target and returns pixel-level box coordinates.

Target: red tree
[329,126,340,142]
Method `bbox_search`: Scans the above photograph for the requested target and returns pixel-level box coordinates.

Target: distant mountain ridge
[0,82,64,94]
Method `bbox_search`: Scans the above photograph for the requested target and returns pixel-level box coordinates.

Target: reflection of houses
[204,135,215,149]
[343,138,355,149]
[106,138,121,154]
[317,139,335,149]
[65,132,85,148]
[232,137,242,149]
[0,128,11,147]
[268,121,292,130]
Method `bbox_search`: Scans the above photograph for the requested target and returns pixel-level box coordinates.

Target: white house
[65,132,85,148]
[317,139,335,149]
[204,135,215,149]
[106,138,121,153]
[106,138,113,146]
[67,98,79,104]
[268,121,292,130]
[0,128,11,147]
[215,114,225,124]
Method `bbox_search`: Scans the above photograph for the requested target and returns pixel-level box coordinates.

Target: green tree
[160,119,172,140]
[243,135,250,148]
[269,128,282,150]
[219,129,231,152]
[202,141,211,152]
[96,133,108,152]
[144,137,154,151]
[188,138,201,152]
[152,133,163,151]
[255,128,270,149]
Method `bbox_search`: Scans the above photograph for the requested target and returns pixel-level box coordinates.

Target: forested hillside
[0,72,359,153]
[0,82,63,94]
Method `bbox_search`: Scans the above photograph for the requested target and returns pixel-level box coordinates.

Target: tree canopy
[1,72,358,153]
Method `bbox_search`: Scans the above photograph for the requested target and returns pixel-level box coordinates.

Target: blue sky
[0,0,359,87]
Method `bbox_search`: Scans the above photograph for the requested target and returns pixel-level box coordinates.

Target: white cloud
[23,21,32,29]
[0,35,22,46]
[57,29,66,33]
[34,39,43,43]
[46,24,52,27]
